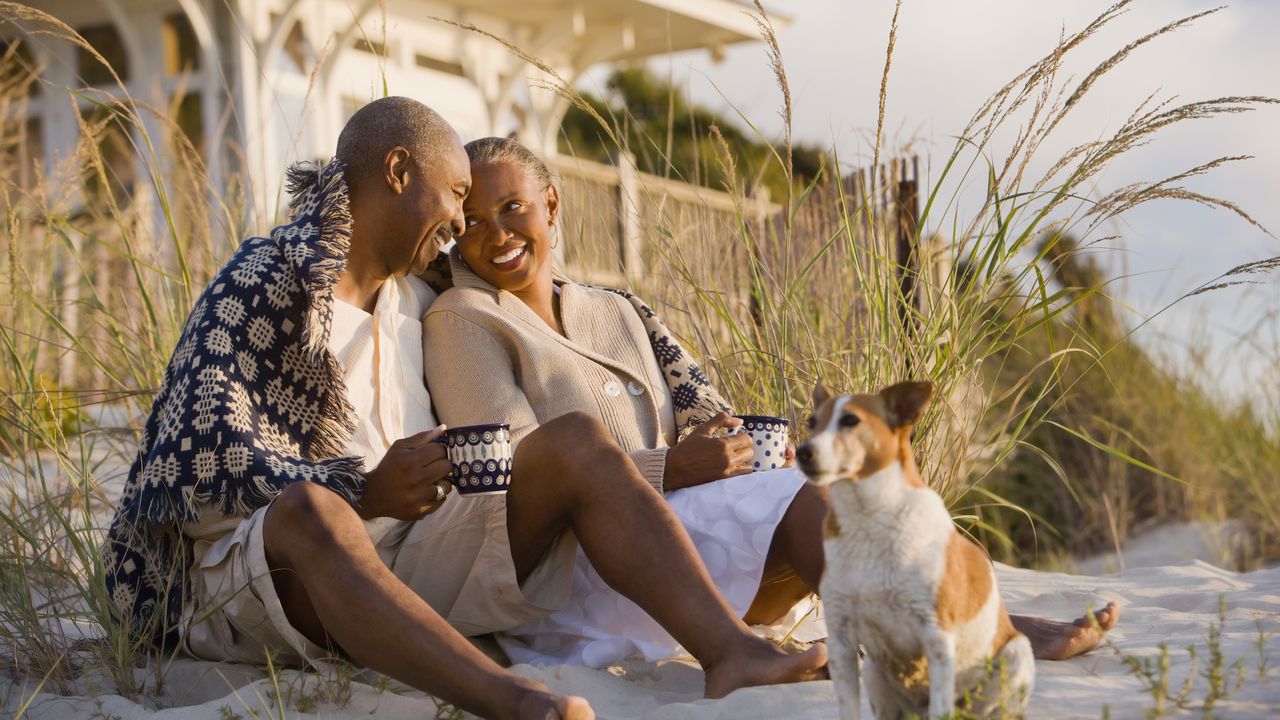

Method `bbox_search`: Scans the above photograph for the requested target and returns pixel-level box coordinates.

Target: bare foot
[1012,601,1120,661]
[702,639,828,699]
[513,690,595,720]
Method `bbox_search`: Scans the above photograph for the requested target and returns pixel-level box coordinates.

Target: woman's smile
[490,244,527,269]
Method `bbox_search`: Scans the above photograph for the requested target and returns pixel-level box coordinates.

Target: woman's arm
[423,308,668,493]
[422,309,542,441]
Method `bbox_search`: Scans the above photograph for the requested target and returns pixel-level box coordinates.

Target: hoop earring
[550,224,560,250]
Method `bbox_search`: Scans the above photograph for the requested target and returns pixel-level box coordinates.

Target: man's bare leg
[746,479,1120,660]
[262,481,593,720]
[507,413,826,699]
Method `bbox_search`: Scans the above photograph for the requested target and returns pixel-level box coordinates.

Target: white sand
[7,559,1278,719]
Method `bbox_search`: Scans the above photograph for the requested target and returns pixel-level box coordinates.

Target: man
[103,97,824,720]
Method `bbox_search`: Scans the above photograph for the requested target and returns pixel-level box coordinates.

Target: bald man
[104,97,824,720]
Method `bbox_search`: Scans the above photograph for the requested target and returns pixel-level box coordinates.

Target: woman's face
[456,160,559,297]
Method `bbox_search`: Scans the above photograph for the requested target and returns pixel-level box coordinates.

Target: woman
[422,137,823,667]
[423,137,1118,667]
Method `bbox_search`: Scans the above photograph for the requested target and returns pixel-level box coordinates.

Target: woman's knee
[541,411,610,441]
[519,412,618,468]
[514,412,635,494]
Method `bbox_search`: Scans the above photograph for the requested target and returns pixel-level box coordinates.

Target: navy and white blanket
[103,161,366,640]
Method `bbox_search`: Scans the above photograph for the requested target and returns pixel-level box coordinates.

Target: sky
[592,0,1280,398]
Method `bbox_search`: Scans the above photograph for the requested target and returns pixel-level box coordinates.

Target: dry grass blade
[1062,6,1226,112]
[748,1,792,185]
[871,0,903,181]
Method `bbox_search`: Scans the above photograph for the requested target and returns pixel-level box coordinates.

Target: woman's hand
[663,412,755,491]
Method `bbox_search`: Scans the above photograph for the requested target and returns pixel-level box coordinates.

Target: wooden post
[746,186,771,329]
[895,157,920,334]
[615,150,642,282]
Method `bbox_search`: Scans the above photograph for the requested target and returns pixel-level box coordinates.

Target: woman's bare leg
[506,413,826,698]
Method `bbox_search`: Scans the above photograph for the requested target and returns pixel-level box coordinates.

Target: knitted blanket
[103,160,366,640]
[104,160,734,644]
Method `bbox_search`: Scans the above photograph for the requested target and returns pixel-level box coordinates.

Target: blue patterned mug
[730,415,790,471]
[441,423,513,495]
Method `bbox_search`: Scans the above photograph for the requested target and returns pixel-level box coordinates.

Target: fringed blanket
[104,160,733,643]
[103,160,366,640]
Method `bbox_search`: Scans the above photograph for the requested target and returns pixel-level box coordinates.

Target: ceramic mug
[440,423,513,495]
[729,415,790,471]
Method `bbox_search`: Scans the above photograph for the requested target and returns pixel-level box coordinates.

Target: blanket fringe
[283,160,353,360]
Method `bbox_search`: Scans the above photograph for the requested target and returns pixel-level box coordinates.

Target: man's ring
[432,481,450,502]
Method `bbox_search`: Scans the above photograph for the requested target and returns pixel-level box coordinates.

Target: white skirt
[497,467,809,667]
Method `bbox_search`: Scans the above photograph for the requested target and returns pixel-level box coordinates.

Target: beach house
[9,0,777,219]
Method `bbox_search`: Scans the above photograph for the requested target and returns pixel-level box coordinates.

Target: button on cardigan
[421,253,676,493]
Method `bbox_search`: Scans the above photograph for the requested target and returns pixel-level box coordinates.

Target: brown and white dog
[797,381,1034,720]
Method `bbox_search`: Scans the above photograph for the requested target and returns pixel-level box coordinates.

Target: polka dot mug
[729,415,790,471]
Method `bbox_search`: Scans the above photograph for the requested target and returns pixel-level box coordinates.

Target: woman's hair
[464,136,555,191]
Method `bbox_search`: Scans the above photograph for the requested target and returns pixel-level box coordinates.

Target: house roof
[456,0,790,62]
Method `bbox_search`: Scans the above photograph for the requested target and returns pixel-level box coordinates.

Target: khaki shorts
[182,492,577,667]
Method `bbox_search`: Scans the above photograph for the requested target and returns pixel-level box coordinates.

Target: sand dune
[8,558,1278,719]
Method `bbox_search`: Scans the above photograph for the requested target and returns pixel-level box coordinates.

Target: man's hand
[663,412,754,491]
[357,425,455,520]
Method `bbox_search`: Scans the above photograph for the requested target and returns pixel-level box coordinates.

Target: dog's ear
[880,381,933,429]
[812,380,831,409]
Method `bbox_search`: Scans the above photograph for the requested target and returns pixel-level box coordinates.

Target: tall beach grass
[0,0,1276,710]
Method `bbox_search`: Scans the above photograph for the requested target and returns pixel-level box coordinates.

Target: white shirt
[330,275,439,547]
[184,275,438,545]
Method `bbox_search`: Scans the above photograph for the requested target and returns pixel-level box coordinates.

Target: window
[163,13,200,75]
[281,20,309,75]
[0,37,40,97]
[414,53,464,77]
[77,24,129,86]
[20,117,42,190]
[172,92,203,160]
[354,38,388,57]
[83,107,136,208]
[1,117,42,191]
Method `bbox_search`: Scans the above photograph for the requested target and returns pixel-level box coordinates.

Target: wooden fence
[551,153,934,341]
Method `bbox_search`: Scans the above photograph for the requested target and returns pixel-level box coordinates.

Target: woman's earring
[550,225,560,250]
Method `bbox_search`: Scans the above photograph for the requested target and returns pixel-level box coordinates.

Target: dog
[796,381,1034,719]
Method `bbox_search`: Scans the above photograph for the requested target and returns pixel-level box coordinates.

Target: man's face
[385,139,471,277]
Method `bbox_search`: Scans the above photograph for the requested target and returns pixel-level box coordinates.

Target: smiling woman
[454,137,562,332]
[423,135,831,668]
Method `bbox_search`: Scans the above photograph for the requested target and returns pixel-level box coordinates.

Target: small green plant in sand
[1109,595,1272,718]
[432,696,467,720]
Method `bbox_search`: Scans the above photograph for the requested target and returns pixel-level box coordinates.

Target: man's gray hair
[335,96,457,191]
[464,136,555,192]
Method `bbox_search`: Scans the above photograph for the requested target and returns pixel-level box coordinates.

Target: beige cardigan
[421,252,676,492]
